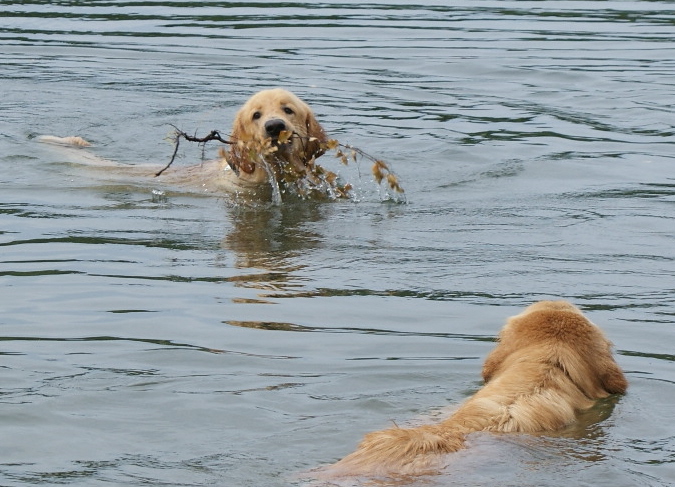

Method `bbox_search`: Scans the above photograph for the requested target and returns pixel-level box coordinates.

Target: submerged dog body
[39,88,328,199]
[328,300,627,477]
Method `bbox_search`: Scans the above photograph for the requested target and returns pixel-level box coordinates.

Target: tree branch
[156,126,233,177]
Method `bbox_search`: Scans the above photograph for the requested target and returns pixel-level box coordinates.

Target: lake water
[1,1,674,486]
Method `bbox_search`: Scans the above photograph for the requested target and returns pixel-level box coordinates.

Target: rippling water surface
[1,1,674,486]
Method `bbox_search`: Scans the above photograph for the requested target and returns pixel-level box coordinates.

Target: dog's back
[326,301,627,478]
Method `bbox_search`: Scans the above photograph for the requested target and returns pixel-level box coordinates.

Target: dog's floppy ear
[302,110,327,163]
[481,317,520,382]
[227,109,256,174]
[553,320,628,398]
[481,332,515,382]
[600,358,628,394]
[595,340,628,394]
[482,348,505,382]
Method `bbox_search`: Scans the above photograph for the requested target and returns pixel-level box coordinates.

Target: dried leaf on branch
[160,127,405,200]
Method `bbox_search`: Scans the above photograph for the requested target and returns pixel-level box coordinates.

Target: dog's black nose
[264,119,287,137]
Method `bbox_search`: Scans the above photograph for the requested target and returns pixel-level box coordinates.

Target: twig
[158,126,405,196]
[156,126,232,177]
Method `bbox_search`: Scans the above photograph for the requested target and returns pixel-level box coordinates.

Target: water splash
[258,158,283,205]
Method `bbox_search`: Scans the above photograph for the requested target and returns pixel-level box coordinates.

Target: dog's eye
[252,111,261,120]
[283,107,294,115]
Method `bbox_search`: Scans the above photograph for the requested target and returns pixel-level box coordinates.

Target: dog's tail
[328,423,468,477]
[37,135,91,147]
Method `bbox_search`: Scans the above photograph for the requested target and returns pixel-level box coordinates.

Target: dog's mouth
[269,131,295,149]
[264,119,296,146]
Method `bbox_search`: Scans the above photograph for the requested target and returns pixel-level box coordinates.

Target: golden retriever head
[482,300,628,399]
[226,89,327,183]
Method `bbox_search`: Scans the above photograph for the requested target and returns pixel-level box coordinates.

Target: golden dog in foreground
[39,89,328,198]
[326,300,627,478]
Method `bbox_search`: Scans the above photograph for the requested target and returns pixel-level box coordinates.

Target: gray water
[1,1,674,486]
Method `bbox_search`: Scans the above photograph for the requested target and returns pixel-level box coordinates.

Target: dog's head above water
[226,89,328,183]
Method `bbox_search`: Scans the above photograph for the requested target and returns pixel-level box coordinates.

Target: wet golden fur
[326,300,627,478]
[38,89,327,198]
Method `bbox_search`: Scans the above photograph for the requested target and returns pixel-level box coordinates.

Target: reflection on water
[1,1,674,486]
[222,203,324,272]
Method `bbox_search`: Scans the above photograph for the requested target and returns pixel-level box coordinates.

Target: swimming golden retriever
[325,300,627,478]
[39,88,328,198]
